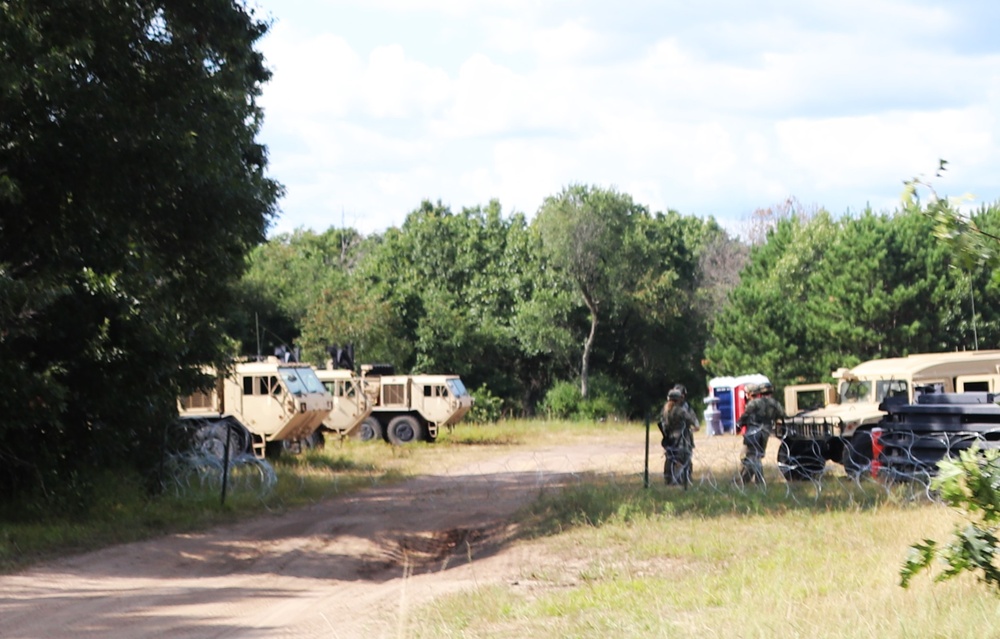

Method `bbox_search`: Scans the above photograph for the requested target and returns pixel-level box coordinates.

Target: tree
[534,185,648,398]
[0,0,280,501]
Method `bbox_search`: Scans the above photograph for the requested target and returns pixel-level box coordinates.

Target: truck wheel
[778,440,825,481]
[387,415,421,445]
[265,440,284,459]
[842,431,873,478]
[356,417,383,442]
[193,418,250,462]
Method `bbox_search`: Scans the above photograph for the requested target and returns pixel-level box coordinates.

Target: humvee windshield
[446,378,468,397]
[279,367,327,396]
[838,379,908,404]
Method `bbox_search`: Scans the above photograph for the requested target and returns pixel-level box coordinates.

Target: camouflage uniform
[660,395,698,485]
[737,388,785,484]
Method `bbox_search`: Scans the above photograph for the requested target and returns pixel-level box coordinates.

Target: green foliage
[540,381,583,419]
[706,206,1000,391]
[468,384,504,423]
[901,447,1000,592]
[0,1,280,501]
[539,375,627,421]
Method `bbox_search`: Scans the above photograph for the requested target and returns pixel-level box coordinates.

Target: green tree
[534,185,649,398]
[706,206,1000,392]
[0,0,280,501]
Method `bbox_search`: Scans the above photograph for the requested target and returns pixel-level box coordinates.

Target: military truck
[177,358,333,460]
[313,365,373,440]
[776,350,1000,480]
[355,364,474,445]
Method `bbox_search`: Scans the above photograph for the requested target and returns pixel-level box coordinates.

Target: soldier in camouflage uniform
[660,387,699,486]
[737,381,785,485]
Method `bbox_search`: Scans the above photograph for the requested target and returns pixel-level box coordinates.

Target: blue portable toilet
[709,374,770,433]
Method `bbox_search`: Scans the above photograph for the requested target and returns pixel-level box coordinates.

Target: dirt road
[0,437,647,638]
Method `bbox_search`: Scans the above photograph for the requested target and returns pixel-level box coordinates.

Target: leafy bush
[540,375,628,421]
[900,446,1000,592]
[540,381,582,419]
[468,384,504,423]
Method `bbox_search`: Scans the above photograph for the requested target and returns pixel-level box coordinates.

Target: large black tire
[842,431,874,478]
[386,415,422,445]
[778,440,825,481]
[193,418,250,462]
[265,440,284,459]
[356,417,383,442]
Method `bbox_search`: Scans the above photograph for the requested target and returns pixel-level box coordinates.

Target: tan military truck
[778,350,1000,479]
[177,358,333,460]
[313,365,373,440]
[356,364,474,444]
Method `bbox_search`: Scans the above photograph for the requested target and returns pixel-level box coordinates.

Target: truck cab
[178,359,333,459]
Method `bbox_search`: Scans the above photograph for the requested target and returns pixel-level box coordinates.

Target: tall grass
[406,472,1000,638]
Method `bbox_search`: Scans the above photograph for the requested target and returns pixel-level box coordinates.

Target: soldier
[660,387,699,486]
[737,381,785,485]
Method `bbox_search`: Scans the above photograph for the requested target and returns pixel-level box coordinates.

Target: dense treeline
[244,200,1000,423]
[707,206,1000,390]
[0,2,279,505]
[240,194,735,419]
[240,198,1000,417]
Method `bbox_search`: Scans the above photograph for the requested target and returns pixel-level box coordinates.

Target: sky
[251,0,1000,237]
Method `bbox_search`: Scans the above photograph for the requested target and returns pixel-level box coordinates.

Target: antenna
[971,284,979,351]
[255,313,261,359]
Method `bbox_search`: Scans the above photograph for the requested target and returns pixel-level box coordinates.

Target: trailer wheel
[386,415,421,445]
[778,440,825,481]
[357,417,383,442]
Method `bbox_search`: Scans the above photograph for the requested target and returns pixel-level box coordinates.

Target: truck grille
[776,417,843,440]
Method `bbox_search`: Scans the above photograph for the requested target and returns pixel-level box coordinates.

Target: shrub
[540,375,628,421]
[468,384,503,423]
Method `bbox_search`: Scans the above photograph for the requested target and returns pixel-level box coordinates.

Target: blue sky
[252,0,1000,237]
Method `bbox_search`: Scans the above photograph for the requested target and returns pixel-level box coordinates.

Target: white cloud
[255,1,1000,237]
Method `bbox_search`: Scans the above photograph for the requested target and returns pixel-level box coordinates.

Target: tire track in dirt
[0,439,643,638]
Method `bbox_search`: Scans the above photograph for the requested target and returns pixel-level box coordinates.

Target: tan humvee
[177,358,333,459]
[778,350,1000,478]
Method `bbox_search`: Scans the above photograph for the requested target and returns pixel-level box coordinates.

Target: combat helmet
[744,382,759,397]
[758,381,774,395]
[668,388,684,402]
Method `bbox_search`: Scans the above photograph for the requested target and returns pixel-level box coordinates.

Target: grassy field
[2,419,996,639]
[402,424,1000,638]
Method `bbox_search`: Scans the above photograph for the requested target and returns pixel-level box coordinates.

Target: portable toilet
[708,374,770,433]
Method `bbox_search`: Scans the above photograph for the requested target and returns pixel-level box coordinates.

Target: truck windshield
[278,366,327,396]
[446,378,468,397]
[839,379,908,404]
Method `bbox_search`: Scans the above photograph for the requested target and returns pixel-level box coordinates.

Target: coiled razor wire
[161,418,278,498]
[644,425,1000,505]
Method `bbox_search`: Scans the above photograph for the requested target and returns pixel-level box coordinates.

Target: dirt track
[0,437,648,638]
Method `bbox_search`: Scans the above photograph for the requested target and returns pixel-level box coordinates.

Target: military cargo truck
[777,350,1000,480]
[313,366,373,440]
[357,364,474,445]
[177,358,333,460]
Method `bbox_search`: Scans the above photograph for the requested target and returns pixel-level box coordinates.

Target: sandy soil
[0,434,663,638]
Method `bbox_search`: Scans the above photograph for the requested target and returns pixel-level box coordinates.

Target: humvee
[177,358,333,460]
[777,350,1000,479]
